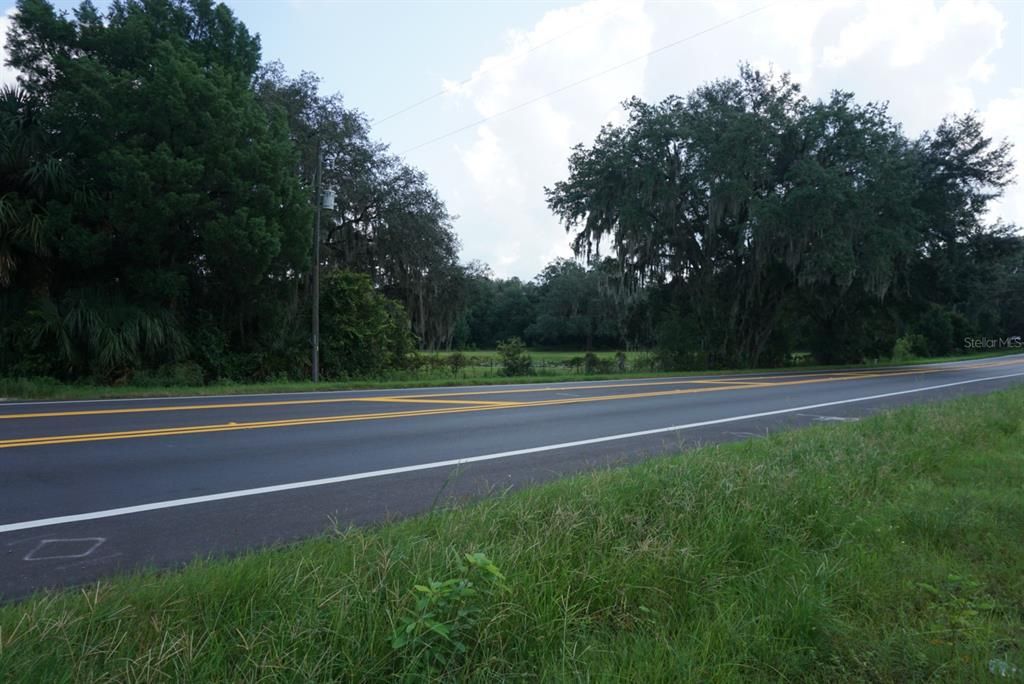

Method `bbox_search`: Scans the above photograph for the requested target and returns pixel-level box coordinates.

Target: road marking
[0,403,509,448]
[1,369,1022,534]
[23,537,106,560]
[798,414,860,423]
[0,394,519,420]
[2,355,1020,411]
[0,383,766,449]
[3,358,1023,448]
[354,398,522,406]
[2,356,1020,420]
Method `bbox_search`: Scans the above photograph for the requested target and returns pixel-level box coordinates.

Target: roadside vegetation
[2,387,1022,680]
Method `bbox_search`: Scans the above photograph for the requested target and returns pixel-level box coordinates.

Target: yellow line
[3,357,1020,421]
[687,379,778,387]
[0,382,772,449]
[0,394,520,420]
[0,368,941,449]
[353,398,521,407]
[2,358,1021,447]
[0,404,505,448]
[0,377,803,420]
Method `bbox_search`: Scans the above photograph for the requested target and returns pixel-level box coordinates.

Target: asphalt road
[2,355,1023,601]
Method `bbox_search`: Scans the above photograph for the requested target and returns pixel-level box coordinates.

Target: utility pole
[312,142,322,383]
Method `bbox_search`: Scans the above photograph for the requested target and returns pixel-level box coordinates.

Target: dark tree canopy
[547,66,1019,367]
[1,0,314,379]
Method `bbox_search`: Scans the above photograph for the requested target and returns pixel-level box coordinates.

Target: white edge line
[3,354,1020,408]
[2,370,1023,535]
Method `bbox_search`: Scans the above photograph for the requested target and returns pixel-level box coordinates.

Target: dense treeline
[0,0,463,382]
[548,67,1022,368]
[0,1,1019,385]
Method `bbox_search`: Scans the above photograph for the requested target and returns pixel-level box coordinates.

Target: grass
[2,388,1023,681]
[1,348,1019,401]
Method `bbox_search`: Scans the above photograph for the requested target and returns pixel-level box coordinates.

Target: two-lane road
[2,355,1023,600]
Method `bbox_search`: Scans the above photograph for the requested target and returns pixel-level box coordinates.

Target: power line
[372,2,629,126]
[399,1,779,156]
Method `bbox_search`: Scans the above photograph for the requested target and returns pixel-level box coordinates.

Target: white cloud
[982,88,1024,227]
[814,0,1006,133]
[409,0,1022,278]
[1,6,20,88]
[821,0,1003,70]
[431,0,654,278]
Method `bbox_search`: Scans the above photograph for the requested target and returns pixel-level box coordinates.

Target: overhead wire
[372,1,629,125]
[399,1,780,155]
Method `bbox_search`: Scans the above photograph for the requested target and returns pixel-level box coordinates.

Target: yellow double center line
[1,358,1020,449]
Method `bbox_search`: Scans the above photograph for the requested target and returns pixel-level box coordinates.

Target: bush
[448,352,467,376]
[892,334,928,362]
[320,271,415,379]
[130,361,206,387]
[581,352,615,374]
[392,553,507,677]
[891,336,913,362]
[496,337,532,376]
[163,361,205,386]
[914,305,957,356]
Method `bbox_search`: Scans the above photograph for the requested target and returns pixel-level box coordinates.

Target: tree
[547,65,1017,367]
[2,0,310,378]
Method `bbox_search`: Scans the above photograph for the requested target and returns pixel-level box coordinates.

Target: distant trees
[526,259,618,350]
[547,66,1020,367]
[454,268,538,350]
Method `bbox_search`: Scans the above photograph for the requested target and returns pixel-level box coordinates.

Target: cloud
[982,88,1024,227]
[413,0,1021,278]
[436,0,654,278]
[813,0,1006,132]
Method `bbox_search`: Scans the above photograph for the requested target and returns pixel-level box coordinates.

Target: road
[2,355,1023,601]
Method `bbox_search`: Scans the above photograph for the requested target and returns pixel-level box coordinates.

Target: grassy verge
[1,349,1019,401]
[2,388,1023,680]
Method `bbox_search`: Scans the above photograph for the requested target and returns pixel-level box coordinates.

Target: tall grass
[2,387,1022,680]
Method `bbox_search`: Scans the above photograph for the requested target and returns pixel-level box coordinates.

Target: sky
[2,0,1023,280]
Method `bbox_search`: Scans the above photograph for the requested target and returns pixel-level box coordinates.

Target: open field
[1,349,1019,401]
[2,385,1022,681]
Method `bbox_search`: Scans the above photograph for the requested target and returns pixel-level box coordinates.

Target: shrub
[130,361,206,387]
[915,305,957,356]
[892,334,928,362]
[392,553,507,677]
[163,361,205,386]
[320,271,415,379]
[496,337,532,376]
[448,351,467,376]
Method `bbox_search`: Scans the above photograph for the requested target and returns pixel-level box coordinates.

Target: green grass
[1,349,1018,401]
[2,388,1023,681]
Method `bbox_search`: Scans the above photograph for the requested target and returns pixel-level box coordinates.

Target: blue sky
[3,1,1023,279]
